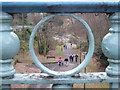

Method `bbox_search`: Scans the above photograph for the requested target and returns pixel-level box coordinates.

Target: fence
[0,1,120,89]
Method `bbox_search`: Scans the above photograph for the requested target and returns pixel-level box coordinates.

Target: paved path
[63,43,74,58]
[28,44,79,88]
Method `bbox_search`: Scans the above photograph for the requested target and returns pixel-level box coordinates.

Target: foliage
[99,53,108,67]
[39,43,49,55]
[55,45,63,57]
[14,27,33,54]
[94,42,108,67]
[12,13,30,26]
[37,25,50,56]
[78,41,108,68]
[80,42,89,52]
[76,38,108,68]
[69,37,78,45]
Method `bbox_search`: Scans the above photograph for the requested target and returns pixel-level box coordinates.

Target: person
[63,45,67,49]
[63,45,66,48]
[64,57,69,66]
[71,43,72,47]
[65,45,67,49]
[69,55,72,62]
[75,54,78,62]
[71,54,74,62]
[58,57,63,66]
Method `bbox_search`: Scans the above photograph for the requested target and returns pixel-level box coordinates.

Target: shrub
[94,42,108,68]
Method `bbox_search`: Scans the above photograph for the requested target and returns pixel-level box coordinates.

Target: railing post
[0,12,20,89]
[102,13,120,89]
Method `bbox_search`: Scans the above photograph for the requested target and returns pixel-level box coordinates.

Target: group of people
[58,54,79,66]
[69,54,78,62]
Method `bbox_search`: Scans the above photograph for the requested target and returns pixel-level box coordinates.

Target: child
[58,57,63,66]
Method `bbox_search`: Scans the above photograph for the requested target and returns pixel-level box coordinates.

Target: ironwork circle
[29,13,94,77]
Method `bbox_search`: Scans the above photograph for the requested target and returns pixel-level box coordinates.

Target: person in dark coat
[71,54,74,62]
[69,55,72,62]
[65,45,67,49]
[75,54,79,62]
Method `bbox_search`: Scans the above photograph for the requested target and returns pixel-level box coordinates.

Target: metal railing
[0,1,120,89]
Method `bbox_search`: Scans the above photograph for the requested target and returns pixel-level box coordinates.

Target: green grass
[13,46,63,64]
[55,45,64,58]
[14,53,58,64]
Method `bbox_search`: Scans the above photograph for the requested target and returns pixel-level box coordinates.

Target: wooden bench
[46,56,55,59]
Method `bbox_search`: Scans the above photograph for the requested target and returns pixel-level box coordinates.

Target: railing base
[2,72,120,84]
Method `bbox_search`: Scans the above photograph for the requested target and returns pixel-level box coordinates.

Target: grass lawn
[14,52,58,64]
[14,45,64,64]
[55,45,64,58]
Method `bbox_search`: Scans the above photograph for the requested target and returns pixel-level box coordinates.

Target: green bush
[14,27,33,53]
[94,42,108,68]
[99,53,109,67]
[39,44,44,54]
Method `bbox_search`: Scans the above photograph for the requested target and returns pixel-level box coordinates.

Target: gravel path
[27,44,79,88]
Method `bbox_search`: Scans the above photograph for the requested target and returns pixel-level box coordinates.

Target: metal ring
[29,13,94,77]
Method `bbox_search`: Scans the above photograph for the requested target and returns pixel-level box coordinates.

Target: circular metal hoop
[29,14,94,77]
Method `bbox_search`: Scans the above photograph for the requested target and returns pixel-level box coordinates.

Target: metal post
[80,43,81,64]
[84,54,86,90]
[102,13,120,89]
[0,12,20,89]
